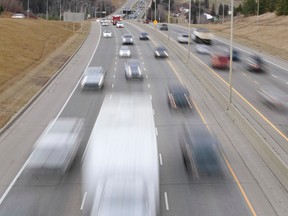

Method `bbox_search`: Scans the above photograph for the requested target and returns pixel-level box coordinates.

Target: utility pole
[27,0,30,19]
[46,0,48,20]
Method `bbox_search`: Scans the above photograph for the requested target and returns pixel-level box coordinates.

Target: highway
[0,19,287,216]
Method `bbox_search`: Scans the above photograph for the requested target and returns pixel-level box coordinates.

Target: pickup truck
[191,28,213,45]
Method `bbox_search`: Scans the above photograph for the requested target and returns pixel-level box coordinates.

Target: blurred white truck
[82,93,159,216]
[191,28,214,45]
[27,117,84,174]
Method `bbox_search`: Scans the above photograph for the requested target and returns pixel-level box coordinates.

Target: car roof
[85,66,104,74]
[127,59,140,65]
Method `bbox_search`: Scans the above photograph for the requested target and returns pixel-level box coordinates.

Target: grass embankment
[205,13,288,60]
[0,18,90,128]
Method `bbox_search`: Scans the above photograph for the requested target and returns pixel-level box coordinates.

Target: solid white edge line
[80,192,87,210]
[0,22,102,206]
[155,127,158,136]
[164,192,170,211]
[159,153,163,165]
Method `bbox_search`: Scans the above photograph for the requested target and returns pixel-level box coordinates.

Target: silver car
[124,59,143,79]
[177,33,189,43]
[81,66,105,89]
[258,86,288,109]
[119,46,131,57]
[122,34,134,45]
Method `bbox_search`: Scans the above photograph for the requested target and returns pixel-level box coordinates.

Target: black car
[246,55,265,72]
[159,23,168,31]
[167,83,193,110]
[139,32,149,40]
[154,46,168,58]
[226,49,240,61]
[179,124,222,177]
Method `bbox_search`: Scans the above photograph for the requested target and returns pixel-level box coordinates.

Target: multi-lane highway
[0,19,287,216]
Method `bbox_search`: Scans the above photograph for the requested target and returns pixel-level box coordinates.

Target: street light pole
[198,1,200,24]
[257,0,259,24]
[59,0,61,21]
[27,0,30,19]
[187,0,191,61]
[46,0,48,20]
[154,0,156,30]
[168,0,170,40]
[154,0,156,21]
[228,1,234,108]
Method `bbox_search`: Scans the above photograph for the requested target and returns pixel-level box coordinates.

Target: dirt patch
[0,19,90,128]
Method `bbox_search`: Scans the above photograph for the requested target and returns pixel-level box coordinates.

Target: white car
[119,46,131,57]
[102,21,108,26]
[124,59,143,79]
[195,44,211,55]
[177,33,190,43]
[103,30,112,38]
[81,66,105,89]
[11,13,25,19]
[116,22,124,28]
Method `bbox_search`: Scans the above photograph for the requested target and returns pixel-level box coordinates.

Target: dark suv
[159,23,168,31]
[179,124,222,178]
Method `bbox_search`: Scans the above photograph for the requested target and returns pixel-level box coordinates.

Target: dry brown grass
[204,13,288,60]
[0,18,90,128]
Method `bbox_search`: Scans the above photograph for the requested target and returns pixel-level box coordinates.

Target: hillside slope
[0,18,89,128]
[204,13,288,60]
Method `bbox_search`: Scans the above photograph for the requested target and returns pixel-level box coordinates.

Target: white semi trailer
[82,93,159,216]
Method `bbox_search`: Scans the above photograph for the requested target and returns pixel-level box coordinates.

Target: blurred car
[211,54,229,69]
[159,23,168,31]
[124,59,143,79]
[143,19,150,24]
[226,49,240,61]
[167,83,193,110]
[116,22,124,28]
[11,13,25,19]
[103,30,112,38]
[246,55,265,72]
[139,32,149,40]
[122,34,134,45]
[179,124,222,176]
[27,117,84,175]
[258,86,288,109]
[177,33,190,43]
[102,21,108,26]
[154,46,168,58]
[81,66,105,89]
[119,45,131,57]
[195,44,211,55]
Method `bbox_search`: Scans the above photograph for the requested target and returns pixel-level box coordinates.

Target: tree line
[1,0,287,18]
[0,0,115,19]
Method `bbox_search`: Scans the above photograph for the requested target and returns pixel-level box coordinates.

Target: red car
[211,55,229,69]
[143,19,150,24]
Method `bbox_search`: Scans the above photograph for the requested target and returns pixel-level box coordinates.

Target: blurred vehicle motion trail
[82,93,159,216]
